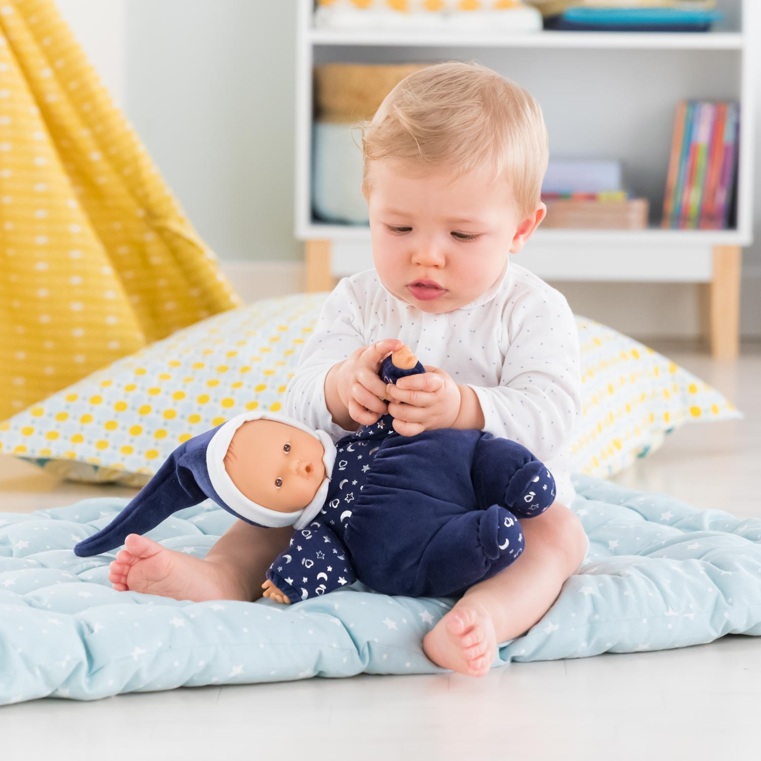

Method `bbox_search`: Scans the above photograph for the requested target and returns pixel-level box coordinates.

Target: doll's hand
[334,339,405,427]
[261,579,291,605]
[385,365,461,437]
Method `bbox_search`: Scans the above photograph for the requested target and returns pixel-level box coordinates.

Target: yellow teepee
[0,0,242,422]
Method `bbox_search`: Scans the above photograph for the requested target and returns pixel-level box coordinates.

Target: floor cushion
[1,474,759,705]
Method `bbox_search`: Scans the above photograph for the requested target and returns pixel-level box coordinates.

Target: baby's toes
[114,548,137,566]
[462,640,489,664]
[108,560,127,578]
[460,626,484,649]
[108,572,129,592]
[445,607,478,637]
[108,563,128,584]
[467,654,491,677]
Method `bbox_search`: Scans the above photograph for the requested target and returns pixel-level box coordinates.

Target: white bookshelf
[294,0,755,359]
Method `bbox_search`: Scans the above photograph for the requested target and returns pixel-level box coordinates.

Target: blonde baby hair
[360,61,549,219]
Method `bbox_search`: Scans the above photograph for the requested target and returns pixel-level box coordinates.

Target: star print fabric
[266,523,356,604]
[266,355,555,603]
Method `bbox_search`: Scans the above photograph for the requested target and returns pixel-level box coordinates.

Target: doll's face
[223,419,326,513]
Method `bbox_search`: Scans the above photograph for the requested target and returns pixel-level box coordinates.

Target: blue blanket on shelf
[1,474,760,705]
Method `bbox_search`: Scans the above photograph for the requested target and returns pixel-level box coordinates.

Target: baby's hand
[261,578,291,605]
[386,365,461,437]
[335,339,404,426]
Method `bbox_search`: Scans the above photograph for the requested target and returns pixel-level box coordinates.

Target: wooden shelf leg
[305,239,334,293]
[709,245,742,360]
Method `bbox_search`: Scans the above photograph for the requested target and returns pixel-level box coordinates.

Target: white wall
[122,0,301,264]
[54,0,760,338]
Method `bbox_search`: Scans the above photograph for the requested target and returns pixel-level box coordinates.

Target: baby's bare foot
[423,600,497,677]
[108,534,244,602]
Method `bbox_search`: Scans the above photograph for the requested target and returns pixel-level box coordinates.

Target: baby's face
[223,419,326,514]
[365,159,544,313]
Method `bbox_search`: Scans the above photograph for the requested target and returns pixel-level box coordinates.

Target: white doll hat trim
[206,411,336,530]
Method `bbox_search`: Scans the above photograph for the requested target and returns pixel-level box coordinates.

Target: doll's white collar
[206,411,336,530]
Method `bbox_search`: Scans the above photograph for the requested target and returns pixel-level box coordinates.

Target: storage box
[543,198,650,229]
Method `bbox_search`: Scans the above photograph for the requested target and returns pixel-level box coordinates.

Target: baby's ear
[510,203,546,254]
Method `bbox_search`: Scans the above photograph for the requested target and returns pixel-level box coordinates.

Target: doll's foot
[423,599,497,678]
[505,463,555,518]
[108,534,246,602]
[484,506,525,564]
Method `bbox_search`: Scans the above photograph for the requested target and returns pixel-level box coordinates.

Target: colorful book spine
[671,101,695,229]
[688,102,714,229]
[679,101,703,229]
[662,99,686,229]
[715,102,739,229]
[699,102,726,230]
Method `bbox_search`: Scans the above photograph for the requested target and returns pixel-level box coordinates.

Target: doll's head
[206,411,336,530]
[223,419,327,514]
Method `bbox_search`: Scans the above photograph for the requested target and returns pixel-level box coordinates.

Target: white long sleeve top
[283,262,582,506]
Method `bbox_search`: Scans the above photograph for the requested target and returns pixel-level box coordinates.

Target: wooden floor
[1,341,759,761]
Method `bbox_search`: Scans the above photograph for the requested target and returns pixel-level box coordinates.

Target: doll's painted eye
[283,443,291,453]
[275,477,283,489]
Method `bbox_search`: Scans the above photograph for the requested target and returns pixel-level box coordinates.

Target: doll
[75,346,556,604]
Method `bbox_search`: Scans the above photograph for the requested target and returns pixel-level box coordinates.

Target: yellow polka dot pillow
[570,317,739,478]
[0,294,739,486]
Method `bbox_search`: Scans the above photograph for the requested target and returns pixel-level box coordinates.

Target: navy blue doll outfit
[265,356,556,603]
[75,355,556,605]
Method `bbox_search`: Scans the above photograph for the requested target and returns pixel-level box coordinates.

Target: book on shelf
[662,99,739,230]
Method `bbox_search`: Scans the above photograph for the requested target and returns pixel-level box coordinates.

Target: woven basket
[315,63,427,123]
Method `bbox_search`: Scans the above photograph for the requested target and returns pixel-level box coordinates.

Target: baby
[106,62,587,677]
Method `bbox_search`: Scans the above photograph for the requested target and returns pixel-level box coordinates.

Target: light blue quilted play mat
[2,474,760,705]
